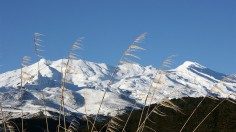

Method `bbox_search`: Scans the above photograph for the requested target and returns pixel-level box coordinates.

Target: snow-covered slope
[0,59,235,119]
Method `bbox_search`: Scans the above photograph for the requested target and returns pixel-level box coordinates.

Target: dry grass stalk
[57,58,64,132]
[135,85,192,132]
[83,90,90,131]
[20,56,31,132]
[136,99,181,132]
[20,56,31,88]
[144,126,156,132]
[33,32,49,132]
[136,86,188,132]
[192,79,236,131]
[63,102,98,132]
[193,99,225,132]
[58,39,82,132]
[91,33,146,132]
[179,75,234,132]
[6,121,20,132]
[136,55,175,132]
[159,99,182,112]
[227,97,236,104]
[152,106,167,116]
[21,110,24,132]
[67,119,80,132]
[121,103,138,132]
[0,103,7,132]
[106,116,124,132]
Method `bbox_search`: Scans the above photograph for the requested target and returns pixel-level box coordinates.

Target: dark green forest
[3,97,236,132]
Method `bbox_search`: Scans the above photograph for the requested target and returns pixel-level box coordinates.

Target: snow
[0,59,235,119]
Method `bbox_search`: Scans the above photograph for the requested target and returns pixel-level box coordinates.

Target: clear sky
[0,0,235,74]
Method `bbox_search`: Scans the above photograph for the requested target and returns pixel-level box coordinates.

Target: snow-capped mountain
[0,59,235,119]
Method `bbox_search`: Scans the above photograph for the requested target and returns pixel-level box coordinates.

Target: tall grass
[192,96,236,131]
[121,56,175,132]
[20,56,31,89]
[6,121,20,132]
[192,76,236,132]
[136,55,175,132]
[33,32,49,132]
[179,75,234,132]
[67,119,80,132]
[0,103,7,132]
[20,56,31,132]
[83,89,90,131]
[58,39,82,132]
[136,99,182,132]
[91,33,146,132]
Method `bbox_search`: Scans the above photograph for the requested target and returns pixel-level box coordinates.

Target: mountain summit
[175,61,225,81]
[0,59,235,118]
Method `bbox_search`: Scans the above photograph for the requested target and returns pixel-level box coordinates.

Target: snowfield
[0,59,235,120]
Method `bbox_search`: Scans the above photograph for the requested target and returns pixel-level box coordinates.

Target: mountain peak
[176,61,205,71]
[38,58,46,63]
[174,61,225,81]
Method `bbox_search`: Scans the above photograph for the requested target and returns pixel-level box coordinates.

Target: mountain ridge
[0,58,235,119]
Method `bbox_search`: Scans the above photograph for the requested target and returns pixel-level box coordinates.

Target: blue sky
[0,0,235,74]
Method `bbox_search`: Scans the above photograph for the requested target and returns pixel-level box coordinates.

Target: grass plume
[33,32,49,132]
[136,55,175,132]
[58,39,82,132]
[20,56,31,132]
[91,33,147,132]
